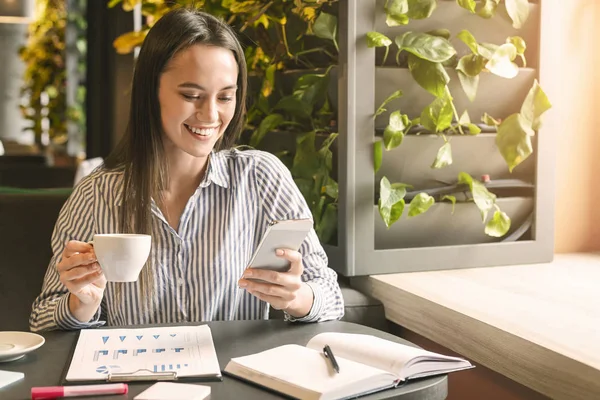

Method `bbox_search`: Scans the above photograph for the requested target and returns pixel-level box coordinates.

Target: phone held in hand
[246,219,313,273]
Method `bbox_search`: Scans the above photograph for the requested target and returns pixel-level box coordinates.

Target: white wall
[540,0,600,252]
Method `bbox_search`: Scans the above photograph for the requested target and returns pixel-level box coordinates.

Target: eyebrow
[177,82,237,91]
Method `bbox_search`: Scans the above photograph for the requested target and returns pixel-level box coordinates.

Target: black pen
[323,344,340,373]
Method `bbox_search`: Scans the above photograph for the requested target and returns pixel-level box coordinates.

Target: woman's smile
[183,123,220,138]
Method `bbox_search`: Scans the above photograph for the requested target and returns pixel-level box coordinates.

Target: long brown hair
[104,7,248,313]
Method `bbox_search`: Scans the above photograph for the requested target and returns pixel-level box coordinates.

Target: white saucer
[0,332,45,362]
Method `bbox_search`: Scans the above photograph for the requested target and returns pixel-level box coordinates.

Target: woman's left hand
[238,249,313,318]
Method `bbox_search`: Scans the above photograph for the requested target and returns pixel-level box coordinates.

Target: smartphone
[246,218,313,273]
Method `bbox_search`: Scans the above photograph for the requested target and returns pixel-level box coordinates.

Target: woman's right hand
[57,240,107,307]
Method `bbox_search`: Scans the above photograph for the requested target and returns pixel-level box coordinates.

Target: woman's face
[158,44,238,160]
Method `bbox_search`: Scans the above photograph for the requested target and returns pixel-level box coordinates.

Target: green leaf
[378,177,410,228]
[408,54,450,98]
[459,110,471,125]
[477,42,499,60]
[467,123,481,135]
[496,113,534,172]
[505,0,530,29]
[295,73,329,110]
[507,36,526,56]
[313,12,337,41]
[408,193,435,217]
[292,132,320,179]
[442,195,457,214]
[383,111,407,150]
[406,0,437,20]
[261,64,276,98]
[457,0,476,13]
[457,30,478,54]
[457,71,479,102]
[294,178,315,207]
[315,203,338,244]
[250,114,284,147]
[375,90,403,117]
[374,140,383,173]
[485,209,511,237]
[385,0,410,26]
[317,133,338,172]
[274,96,312,119]
[456,54,486,77]
[485,43,519,79]
[395,32,457,63]
[366,31,392,48]
[427,29,451,40]
[458,172,496,222]
[420,94,454,133]
[477,0,499,18]
[520,80,552,131]
[108,0,123,7]
[507,36,527,67]
[323,180,339,199]
[431,141,452,169]
[482,112,501,126]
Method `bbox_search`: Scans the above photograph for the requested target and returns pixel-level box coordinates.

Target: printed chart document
[65,325,221,383]
[225,332,474,400]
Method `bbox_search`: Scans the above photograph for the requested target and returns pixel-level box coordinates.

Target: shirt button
[177,278,184,286]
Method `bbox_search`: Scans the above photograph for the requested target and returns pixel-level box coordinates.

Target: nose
[196,98,219,123]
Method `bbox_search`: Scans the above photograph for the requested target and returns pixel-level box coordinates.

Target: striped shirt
[29,149,344,332]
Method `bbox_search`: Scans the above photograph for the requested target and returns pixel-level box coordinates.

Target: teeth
[185,124,217,136]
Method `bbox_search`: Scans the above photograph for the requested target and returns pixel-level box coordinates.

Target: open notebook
[224,332,473,400]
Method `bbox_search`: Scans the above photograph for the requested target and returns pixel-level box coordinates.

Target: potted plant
[363,0,551,247]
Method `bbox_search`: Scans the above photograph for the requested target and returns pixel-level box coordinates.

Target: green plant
[368,0,551,237]
[19,0,67,147]
[19,0,87,151]
[108,0,340,244]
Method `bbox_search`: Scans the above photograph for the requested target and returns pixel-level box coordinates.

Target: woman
[29,8,344,331]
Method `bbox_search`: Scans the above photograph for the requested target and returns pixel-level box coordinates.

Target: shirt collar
[199,151,230,189]
[113,152,230,207]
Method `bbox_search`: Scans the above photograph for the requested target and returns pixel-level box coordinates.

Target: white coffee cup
[92,234,151,282]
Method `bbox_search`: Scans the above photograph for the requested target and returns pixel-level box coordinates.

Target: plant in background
[368,0,551,237]
[19,0,67,148]
[19,0,87,154]
[109,0,341,244]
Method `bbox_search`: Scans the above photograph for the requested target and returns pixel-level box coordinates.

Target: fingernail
[238,280,247,287]
[276,249,284,256]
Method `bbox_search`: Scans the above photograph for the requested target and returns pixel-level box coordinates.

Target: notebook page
[307,332,462,376]
[227,344,396,399]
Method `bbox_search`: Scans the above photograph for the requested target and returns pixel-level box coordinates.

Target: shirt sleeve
[29,176,105,332]
[253,151,344,323]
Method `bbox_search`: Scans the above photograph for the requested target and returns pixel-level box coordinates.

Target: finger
[58,252,98,272]
[247,289,293,311]
[61,263,101,282]
[63,240,94,258]
[242,268,292,286]
[240,278,301,300]
[68,270,105,293]
[275,249,303,275]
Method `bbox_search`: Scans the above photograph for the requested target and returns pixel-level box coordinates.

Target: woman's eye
[182,94,199,100]
[219,97,234,103]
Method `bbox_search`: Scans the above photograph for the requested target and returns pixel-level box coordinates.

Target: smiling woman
[29,7,344,332]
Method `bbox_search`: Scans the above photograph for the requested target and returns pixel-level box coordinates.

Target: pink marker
[31,383,128,400]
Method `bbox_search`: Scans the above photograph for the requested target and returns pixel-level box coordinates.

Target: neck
[165,152,210,196]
